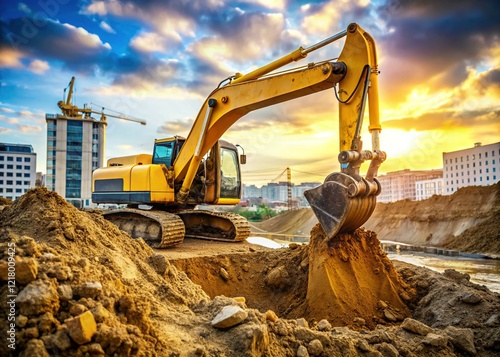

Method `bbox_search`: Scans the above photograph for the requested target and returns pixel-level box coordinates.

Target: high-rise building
[377,169,443,203]
[45,113,106,208]
[0,143,37,200]
[443,142,500,194]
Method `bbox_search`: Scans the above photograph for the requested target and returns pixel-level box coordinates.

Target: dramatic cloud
[130,31,182,53]
[99,20,115,33]
[28,59,49,74]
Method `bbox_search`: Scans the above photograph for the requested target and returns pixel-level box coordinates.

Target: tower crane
[57,77,146,126]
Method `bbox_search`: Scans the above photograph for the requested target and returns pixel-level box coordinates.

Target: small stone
[375,342,399,357]
[317,319,331,331]
[423,333,449,348]
[307,339,323,356]
[485,314,499,327]
[233,296,246,305]
[356,339,371,352]
[444,326,477,355]
[24,326,39,339]
[249,247,256,252]
[74,282,102,298]
[16,280,60,316]
[91,304,111,323]
[16,315,28,328]
[211,305,248,329]
[378,300,388,309]
[242,263,250,272]
[38,312,59,334]
[265,310,278,322]
[148,254,169,275]
[401,318,433,336]
[41,329,71,351]
[15,256,38,284]
[19,339,49,357]
[296,318,309,328]
[297,345,309,357]
[353,317,366,327]
[58,284,73,301]
[219,267,230,281]
[460,292,483,304]
[65,310,97,345]
[69,303,87,316]
[265,266,290,289]
[384,309,397,322]
[289,243,299,250]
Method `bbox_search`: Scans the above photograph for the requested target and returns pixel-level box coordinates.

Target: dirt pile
[364,183,500,253]
[1,187,499,356]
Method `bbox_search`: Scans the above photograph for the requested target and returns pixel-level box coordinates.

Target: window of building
[479,153,482,159]
[480,169,482,174]
[486,168,489,173]
[0,164,2,169]
[0,188,2,193]
[24,181,30,185]
[7,164,13,169]
[6,173,12,177]
[461,157,463,162]
[473,163,476,168]
[16,165,21,169]
[24,158,31,162]
[16,188,22,193]
[494,168,497,173]
[494,175,497,180]
[6,180,13,185]
[24,173,30,178]
[468,178,470,183]
[6,188,13,193]
[480,177,483,182]
[0,172,3,177]
[0,156,3,161]
[0,180,2,184]
[493,159,496,164]
[16,157,22,162]
[474,178,477,182]
[16,173,22,177]
[486,152,488,158]
[455,158,457,163]
[24,165,30,170]
[7,156,13,161]
[479,162,482,166]
[487,176,490,181]
[16,181,22,185]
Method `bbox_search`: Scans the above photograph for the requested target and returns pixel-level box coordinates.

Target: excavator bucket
[304,172,377,238]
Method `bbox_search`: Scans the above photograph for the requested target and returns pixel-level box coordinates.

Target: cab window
[153,142,175,167]
[220,148,240,198]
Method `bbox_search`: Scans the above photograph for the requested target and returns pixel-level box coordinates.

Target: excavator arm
[174,23,385,237]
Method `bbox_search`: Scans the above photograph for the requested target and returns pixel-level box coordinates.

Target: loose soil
[0,187,499,356]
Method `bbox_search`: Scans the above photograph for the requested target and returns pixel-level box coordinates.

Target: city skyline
[1,0,499,186]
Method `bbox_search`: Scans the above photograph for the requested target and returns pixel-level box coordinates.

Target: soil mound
[364,183,500,253]
[251,208,317,235]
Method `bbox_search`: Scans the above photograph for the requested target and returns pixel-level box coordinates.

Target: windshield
[220,148,240,198]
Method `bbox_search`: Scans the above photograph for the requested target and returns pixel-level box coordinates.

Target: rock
[211,305,248,329]
[233,324,269,356]
[16,315,28,328]
[375,342,399,357]
[289,243,299,250]
[378,300,388,309]
[317,319,331,331]
[57,284,73,301]
[353,317,366,327]
[19,339,49,357]
[219,267,230,281]
[74,282,102,298]
[41,329,72,352]
[242,263,250,272]
[15,256,38,284]
[264,265,290,289]
[233,296,246,305]
[91,304,111,323]
[148,254,169,275]
[65,310,97,345]
[307,339,323,356]
[384,309,397,322]
[296,318,309,328]
[460,292,483,304]
[265,310,278,322]
[401,318,433,336]
[485,314,499,327]
[24,326,39,339]
[16,280,60,316]
[356,339,371,352]
[444,326,477,355]
[444,269,470,282]
[423,333,449,348]
[69,303,87,316]
[37,312,59,334]
[297,345,309,357]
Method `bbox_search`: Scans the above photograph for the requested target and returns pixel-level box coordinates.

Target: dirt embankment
[364,183,500,254]
[1,187,499,356]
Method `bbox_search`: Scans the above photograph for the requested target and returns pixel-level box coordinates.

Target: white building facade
[443,142,500,195]
[377,169,443,203]
[0,143,37,200]
[415,178,444,201]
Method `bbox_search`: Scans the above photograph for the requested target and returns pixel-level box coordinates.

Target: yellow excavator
[91,23,386,248]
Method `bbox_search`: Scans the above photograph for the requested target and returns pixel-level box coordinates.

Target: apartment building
[415,178,443,201]
[0,143,37,200]
[45,113,106,208]
[443,142,500,194]
[377,169,443,203]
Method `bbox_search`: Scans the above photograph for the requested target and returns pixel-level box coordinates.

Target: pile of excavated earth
[0,187,499,356]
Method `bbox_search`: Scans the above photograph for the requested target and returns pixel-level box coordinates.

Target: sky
[0,0,499,187]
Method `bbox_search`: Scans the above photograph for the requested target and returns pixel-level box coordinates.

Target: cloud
[17,124,42,133]
[0,127,12,134]
[28,59,49,74]
[1,17,111,74]
[99,21,115,34]
[130,31,182,53]
[0,107,15,114]
[0,48,24,68]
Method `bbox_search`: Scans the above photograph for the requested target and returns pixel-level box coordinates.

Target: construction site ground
[0,185,499,356]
